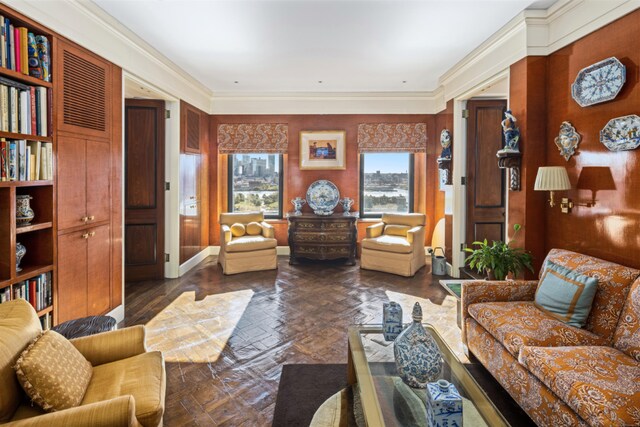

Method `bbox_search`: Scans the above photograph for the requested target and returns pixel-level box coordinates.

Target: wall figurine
[554,121,581,161]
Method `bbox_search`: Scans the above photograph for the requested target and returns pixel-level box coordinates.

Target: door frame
[451,70,510,277]
[121,72,181,284]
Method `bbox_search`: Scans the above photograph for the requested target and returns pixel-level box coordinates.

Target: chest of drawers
[287,213,358,265]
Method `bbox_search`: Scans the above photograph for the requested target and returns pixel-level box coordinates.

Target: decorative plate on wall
[571,57,626,107]
[554,121,581,161]
[600,115,640,152]
[306,180,340,215]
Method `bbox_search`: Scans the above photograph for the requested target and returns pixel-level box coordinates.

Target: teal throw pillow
[534,261,598,328]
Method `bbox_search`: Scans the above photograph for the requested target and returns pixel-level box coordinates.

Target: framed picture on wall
[299,130,346,170]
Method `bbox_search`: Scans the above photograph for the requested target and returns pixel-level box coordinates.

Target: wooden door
[124,99,165,281]
[87,224,111,315]
[465,100,506,248]
[57,231,88,322]
[57,136,87,231]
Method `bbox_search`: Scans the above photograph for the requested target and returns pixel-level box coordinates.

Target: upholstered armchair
[360,213,426,277]
[0,299,165,427]
[218,212,278,275]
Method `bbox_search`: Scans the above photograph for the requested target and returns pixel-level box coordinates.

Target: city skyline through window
[360,152,413,217]
[229,153,282,218]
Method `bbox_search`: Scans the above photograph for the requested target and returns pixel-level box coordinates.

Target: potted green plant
[464,224,533,280]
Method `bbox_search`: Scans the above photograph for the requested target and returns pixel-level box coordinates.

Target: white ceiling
[94,0,554,94]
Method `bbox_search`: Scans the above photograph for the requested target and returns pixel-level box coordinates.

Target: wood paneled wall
[208,114,441,247]
[179,101,210,263]
[542,9,640,269]
[435,100,453,261]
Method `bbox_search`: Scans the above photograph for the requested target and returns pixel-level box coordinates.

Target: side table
[287,213,358,265]
[438,279,476,328]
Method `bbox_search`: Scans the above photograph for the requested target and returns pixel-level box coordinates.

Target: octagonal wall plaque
[571,57,626,107]
[600,115,640,152]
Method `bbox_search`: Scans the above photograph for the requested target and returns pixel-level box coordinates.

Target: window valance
[217,123,288,154]
[357,123,427,153]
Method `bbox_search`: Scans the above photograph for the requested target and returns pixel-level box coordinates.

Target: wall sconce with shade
[534,166,573,213]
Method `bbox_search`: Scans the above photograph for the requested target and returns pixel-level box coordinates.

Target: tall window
[228,153,283,219]
[360,153,414,217]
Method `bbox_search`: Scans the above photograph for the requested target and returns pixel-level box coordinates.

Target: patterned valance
[357,123,427,153]
[218,123,288,154]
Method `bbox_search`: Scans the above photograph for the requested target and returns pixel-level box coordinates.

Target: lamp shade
[534,166,571,191]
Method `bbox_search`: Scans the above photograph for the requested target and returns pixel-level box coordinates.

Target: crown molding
[4,0,212,111]
[210,89,445,115]
[438,0,638,102]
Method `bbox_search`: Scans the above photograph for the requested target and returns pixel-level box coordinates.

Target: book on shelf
[0,287,10,303]
[7,271,53,312]
[0,138,51,181]
[39,311,51,330]
[0,75,48,136]
[0,14,50,82]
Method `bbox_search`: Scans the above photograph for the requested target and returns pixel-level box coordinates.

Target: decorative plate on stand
[571,57,626,107]
[306,180,340,215]
[600,115,640,152]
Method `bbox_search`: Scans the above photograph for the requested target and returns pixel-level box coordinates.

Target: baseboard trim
[178,247,212,277]
[107,304,124,324]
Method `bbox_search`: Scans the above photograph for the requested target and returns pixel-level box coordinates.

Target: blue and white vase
[382,301,403,341]
[426,379,463,427]
[291,197,306,215]
[393,302,443,388]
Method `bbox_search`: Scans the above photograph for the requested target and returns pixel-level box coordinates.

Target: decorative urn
[341,197,354,215]
[382,301,403,341]
[291,197,306,215]
[393,302,443,388]
[16,195,35,226]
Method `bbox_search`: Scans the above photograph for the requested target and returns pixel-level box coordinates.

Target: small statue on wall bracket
[439,129,452,159]
[437,129,452,186]
[497,110,522,191]
[498,110,521,154]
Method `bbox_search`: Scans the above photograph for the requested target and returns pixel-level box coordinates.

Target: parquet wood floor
[124,256,459,426]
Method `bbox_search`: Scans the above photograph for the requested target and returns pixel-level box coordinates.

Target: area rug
[272,364,356,427]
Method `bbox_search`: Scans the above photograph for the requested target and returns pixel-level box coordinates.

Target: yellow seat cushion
[226,235,277,253]
[245,221,263,236]
[82,351,165,427]
[361,235,412,254]
[15,330,93,412]
[383,225,411,237]
[230,223,246,237]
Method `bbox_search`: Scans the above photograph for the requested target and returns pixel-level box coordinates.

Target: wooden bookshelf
[0,5,56,328]
[0,67,53,88]
[0,132,53,143]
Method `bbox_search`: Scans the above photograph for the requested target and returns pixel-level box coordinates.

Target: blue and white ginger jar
[426,379,463,427]
[382,301,403,341]
[393,302,443,388]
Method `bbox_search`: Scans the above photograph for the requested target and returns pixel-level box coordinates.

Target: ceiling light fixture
[318,80,323,83]
[234,81,239,84]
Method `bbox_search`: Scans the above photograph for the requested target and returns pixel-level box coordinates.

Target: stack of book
[4,271,53,311]
[0,77,49,136]
[0,15,50,82]
[0,138,52,181]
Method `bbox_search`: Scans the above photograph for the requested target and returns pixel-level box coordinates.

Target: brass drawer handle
[88,216,95,221]
[89,231,96,237]
[82,233,89,239]
[81,216,88,222]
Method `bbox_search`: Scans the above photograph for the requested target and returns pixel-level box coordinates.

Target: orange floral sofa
[461,249,640,427]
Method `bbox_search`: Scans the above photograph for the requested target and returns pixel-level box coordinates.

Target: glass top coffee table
[347,324,509,427]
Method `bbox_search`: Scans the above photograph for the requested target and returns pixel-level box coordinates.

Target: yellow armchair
[360,213,427,277]
[218,212,278,275]
[0,300,164,427]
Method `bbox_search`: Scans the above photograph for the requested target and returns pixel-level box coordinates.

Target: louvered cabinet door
[55,39,112,140]
[181,103,201,153]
